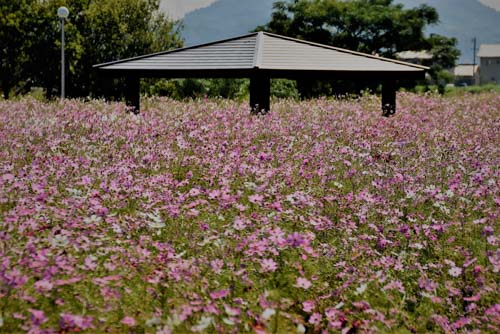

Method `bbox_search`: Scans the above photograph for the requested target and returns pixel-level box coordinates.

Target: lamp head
[57,7,69,19]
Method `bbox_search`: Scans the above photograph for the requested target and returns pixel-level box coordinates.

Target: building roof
[95,32,427,78]
[454,64,478,77]
[478,44,500,58]
[395,50,433,60]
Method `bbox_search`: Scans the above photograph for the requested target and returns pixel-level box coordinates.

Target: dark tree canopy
[0,0,182,99]
[257,0,460,96]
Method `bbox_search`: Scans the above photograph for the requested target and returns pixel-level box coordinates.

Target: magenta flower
[448,267,463,277]
[121,316,137,326]
[29,309,47,326]
[248,194,264,204]
[302,300,315,313]
[260,258,278,273]
[309,312,322,325]
[287,232,305,248]
[59,313,94,330]
[34,279,53,292]
[210,289,230,299]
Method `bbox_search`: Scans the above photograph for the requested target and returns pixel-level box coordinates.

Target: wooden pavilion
[94,32,428,116]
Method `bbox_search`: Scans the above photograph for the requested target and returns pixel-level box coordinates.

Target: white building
[478,44,500,85]
[453,64,479,86]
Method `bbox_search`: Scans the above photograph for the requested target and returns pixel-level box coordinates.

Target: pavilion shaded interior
[94,32,428,116]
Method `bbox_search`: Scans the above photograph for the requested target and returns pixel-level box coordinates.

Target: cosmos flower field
[0,93,499,333]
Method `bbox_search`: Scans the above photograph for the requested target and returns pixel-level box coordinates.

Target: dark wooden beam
[382,81,397,117]
[250,73,270,114]
[125,76,140,113]
[99,69,425,81]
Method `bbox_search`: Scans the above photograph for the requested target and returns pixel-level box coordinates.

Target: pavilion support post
[125,75,140,114]
[250,73,270,114]
[381,81,397,117]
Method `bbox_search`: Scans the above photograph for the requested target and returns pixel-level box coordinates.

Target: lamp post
[57,7,69,99]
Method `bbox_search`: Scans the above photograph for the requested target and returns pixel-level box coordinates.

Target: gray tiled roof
[95,32,427,73]
[454,64,478,77]
[478,44,500,58]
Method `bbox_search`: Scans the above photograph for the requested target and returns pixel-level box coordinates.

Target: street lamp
[57,7,69,99]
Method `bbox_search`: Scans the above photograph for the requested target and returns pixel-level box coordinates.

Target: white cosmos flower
[261,308,276,320]
[191,316,212,332]
[140,211,166,229]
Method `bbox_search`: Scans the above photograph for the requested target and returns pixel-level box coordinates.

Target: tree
[257,0,460,97]
[427,34,460,92]
[0,0,34,99]
[0,0,182,99]
[22,1,84,99]
[74,0,182,98]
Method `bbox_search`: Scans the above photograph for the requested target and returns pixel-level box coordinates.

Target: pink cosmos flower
[34,279,53,292]
[210,259,224,274]
[2,173,14,182]
[248,194,264,204]
[29,309,47,326]
[59,313,94,330]
[233,216,248,230]
[121,316,137,326]
[383,280,405,294]
[84,256,98,271]
[210,289,230,299]
[452,317,470,329]
[302,300,315,313]
[287,232,305,248]
[309,312,322,325]
[224,304,241,316]
[295,277,312,289]
[464,293,481,302]
[260,258,278,273]
[448,267,462,277]
[485,304,500,316]
[80,175,92,186]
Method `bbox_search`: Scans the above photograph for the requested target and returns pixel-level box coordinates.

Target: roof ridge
[262,32,429,70]
[94,32,260,68]
[253,31,265,69]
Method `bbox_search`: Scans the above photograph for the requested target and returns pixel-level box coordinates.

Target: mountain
[181,0,274,45]
[179,0,500,63]
[159,0,217,19]
[400,0,500,63]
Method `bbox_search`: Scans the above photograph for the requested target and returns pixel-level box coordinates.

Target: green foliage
[0,0,34,99]
[445,83,500,96]
[146,79,250,101]
[271,79,299,99]
[259,0,439,57]
[145,78,300,101]
[0,0,182,99]
[258,0,461,97]
[424,34,461,92]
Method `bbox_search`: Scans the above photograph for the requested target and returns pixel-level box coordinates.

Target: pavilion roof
[95,32,427,78]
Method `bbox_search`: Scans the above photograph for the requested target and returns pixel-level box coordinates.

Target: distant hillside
[401,0,500,63]
[180,0,500,63]
[181,0,274,46]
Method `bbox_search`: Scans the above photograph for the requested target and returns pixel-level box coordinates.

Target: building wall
[455,76,474,86]
[480,57,500,84]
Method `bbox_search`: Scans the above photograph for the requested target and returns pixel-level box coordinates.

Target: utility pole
[472,37,478,85]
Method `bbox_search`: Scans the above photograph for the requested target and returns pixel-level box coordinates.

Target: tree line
[0,0,181,99]
[1,0,460,100]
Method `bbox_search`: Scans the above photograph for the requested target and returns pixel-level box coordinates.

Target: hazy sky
[160,0,500,19]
